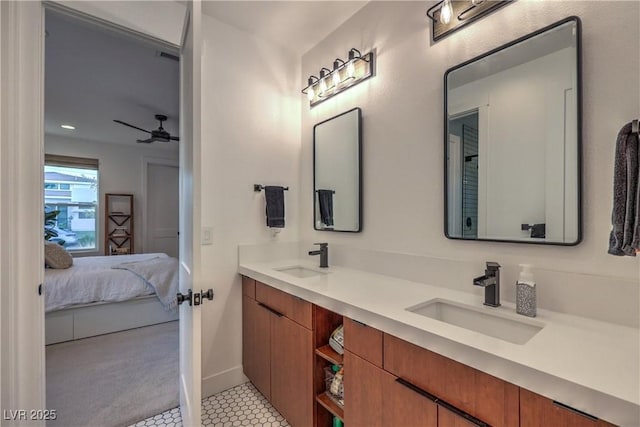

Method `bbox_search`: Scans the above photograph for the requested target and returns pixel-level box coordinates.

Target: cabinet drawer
[242,276,256,299]
[383,334,518,427]
[520,389,616,427]
[344,317,383,367]
[255,281,313,329]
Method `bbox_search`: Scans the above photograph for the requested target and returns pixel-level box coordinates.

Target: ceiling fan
[113,114,179,143]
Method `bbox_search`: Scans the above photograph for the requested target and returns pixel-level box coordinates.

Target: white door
[0,0,46,419]
[147,162,179,257]
[178,1,202,426]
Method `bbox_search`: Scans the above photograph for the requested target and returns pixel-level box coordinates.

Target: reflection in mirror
[445,17,581,245]
[314,108,362,232]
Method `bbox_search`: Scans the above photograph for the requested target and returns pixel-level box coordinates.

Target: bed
[45,253,179,345]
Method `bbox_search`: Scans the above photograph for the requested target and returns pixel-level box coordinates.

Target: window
[45,155,99,252]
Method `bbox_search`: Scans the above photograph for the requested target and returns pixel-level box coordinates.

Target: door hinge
[38,284,42,295]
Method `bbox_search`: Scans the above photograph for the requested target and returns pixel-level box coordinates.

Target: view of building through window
[44,165,98,251]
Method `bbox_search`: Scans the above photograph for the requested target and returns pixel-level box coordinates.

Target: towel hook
[632,119,639,135]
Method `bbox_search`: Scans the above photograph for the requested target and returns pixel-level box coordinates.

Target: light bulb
[346,60,355,78]
[319,77,327,94]
[332,70,341,87]
[307,86,315,101]
[440,0,452,24]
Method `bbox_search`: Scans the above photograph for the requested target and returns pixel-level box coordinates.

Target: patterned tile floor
[131,382,290,427]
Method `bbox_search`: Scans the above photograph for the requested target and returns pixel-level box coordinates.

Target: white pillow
[44,241,73,269]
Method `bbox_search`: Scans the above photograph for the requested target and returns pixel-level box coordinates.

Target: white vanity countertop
[239,259,640,426]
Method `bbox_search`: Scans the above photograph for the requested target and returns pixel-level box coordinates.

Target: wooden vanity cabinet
[242,278,617,427]
[520,389,616,427]
[242,278,313,427]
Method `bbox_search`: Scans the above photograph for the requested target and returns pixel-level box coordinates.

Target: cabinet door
[242,295,271,400]
[271,314,313,427]
[383,375,437,427]
[439,405,483,427]
[520,389,616,427]
[344,350,384,427]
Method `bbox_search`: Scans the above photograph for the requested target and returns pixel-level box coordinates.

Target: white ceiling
[45,2,368,147]
[45,10,180,147]
[202,1,368,55]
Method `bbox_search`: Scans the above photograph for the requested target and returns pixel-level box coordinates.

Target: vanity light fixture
[301,48,375,108]
[426,0,512,42]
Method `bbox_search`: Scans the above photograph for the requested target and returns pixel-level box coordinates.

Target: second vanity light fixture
[302,48,375,108]
[426,0,512,42]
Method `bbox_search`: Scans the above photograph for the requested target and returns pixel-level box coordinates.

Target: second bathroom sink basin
[275,266,327,278]
[406,298,544,344]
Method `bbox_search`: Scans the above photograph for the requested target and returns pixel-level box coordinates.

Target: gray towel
[608,122,640,256]
[317,189,334,227]
[264,186,285,228]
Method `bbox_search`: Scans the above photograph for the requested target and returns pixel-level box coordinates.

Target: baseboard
[201,365,248,399]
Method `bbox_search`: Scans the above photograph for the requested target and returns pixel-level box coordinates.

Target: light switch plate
[202,227,213,245]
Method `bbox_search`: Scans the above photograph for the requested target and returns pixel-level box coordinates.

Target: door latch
[177,289,193,306]
[176,289,214,306]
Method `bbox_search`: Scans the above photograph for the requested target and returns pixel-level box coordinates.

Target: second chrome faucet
[473,262,501,307]
[309,243,329,268]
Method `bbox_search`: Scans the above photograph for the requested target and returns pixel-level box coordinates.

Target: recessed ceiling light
[60,124,75,130]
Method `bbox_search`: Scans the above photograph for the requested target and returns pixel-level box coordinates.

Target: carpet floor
[46,321,179,427]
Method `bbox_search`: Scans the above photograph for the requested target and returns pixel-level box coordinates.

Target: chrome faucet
[308,243,328,268]
[473,262,501,307]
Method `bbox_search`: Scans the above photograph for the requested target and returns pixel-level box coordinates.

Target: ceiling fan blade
[136,137,155,144]
[170,136,180,141]
[114,120,152,134]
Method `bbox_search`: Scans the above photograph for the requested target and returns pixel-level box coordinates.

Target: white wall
[300,2,639,320]
[45,134,179,255]
[198,14,301,396]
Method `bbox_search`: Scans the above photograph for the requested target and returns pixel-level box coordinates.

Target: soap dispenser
[516,264,536,317]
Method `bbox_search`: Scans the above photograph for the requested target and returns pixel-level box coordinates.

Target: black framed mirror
[313,108,362,232]
[444,17,582,245]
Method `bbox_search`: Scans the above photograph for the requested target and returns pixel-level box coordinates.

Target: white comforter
[44,253,169,312]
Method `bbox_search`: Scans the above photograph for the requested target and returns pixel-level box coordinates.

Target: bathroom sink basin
[406,299,544,344]
[275,266,326,278]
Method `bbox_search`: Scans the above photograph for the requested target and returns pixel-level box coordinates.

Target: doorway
[43,6,182,426]
[448,110,480,239]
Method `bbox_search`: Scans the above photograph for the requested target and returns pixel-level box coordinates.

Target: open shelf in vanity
[313,306,344,426]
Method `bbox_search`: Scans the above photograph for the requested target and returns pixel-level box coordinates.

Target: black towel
[317,189,334,227]
[264,186,285,228]
[608,122,640,256]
